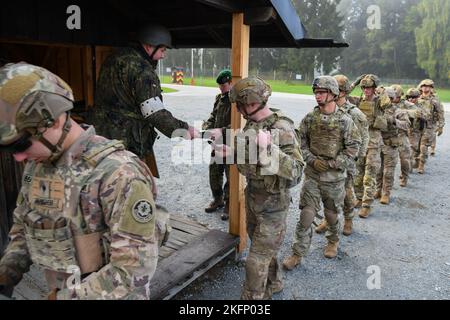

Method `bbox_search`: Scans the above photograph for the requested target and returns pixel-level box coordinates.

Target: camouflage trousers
[209,163,230,201]
[430,131,437,150]
[398,134,411,181]
[408,130,422,167]
[241,186,290,300]
[292,175,344,257]
[354,148,382,207]
[376,144,399,196]
[419,127,435,164]
[343,174,356,220]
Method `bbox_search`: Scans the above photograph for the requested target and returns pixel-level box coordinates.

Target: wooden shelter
[0,0,347,299]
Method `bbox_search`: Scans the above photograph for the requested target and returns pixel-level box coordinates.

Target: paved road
[155,83,450,300]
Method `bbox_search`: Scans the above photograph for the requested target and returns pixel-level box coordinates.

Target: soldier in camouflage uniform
[202,70,232,220]
[390,85,415,187]
[283,76,361,271]
[405,88,426,170]
[92,24,199,177]
[417,79,445,172]
[350,74,390,218]
[214,76,304,300]
[0,63,168,300]
[375,87,410,205]
[315,75,368,236]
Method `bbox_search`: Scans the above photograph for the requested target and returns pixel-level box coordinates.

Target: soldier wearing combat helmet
[350,74,390,218]
[92,23,200,178]
[0,62,168,300]
[213,76,304,300]
[315,75,369,236]
[405,88,427,170]
[417,79,445,172]
[283,76,361,270]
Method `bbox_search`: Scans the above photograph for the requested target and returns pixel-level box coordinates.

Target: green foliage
[414,0,450,84]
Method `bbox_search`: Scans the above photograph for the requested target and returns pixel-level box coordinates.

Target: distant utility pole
[191,48,195,85]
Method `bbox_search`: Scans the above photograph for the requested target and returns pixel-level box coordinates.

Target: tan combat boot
[324,241,339,258]
[354,199,362,208]
[358,206,371,219]
[343,219,353,236]
[205,196,224,213]
[399,176,407,187]
[380,194,390,205]
[315,219,328,234]
[282,254,302,271]
[417,161,425,174]
[374,190,382,199]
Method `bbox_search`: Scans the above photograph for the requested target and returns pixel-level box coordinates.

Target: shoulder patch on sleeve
[118,180,156,238]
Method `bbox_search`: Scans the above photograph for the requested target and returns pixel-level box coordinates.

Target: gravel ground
[154,84,450,300]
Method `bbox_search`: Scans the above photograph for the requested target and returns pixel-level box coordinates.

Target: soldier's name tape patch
[132,199,154,223]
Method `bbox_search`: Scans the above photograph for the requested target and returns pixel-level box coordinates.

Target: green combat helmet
[312,76,340,96]
[360,74,381,88]
[406,88,421,99]
[216,69,232,84]
[334,75,352,94]
[230,76,272,105]
[137,24,172,48]
[0,62,74,159]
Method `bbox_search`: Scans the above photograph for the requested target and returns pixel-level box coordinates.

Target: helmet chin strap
[318,91,337,106]
[239,102,266,120]
[37,112,72,163]
[150,45,162,60]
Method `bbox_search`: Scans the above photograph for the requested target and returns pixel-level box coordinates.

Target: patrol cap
[137,24,172,48]
[216,69,232,84]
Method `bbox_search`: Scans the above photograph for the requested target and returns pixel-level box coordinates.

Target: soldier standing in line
[0,63,168,300]
[417,79,445,173]
[375,87,410,205]
[315,75,368,236]
[202,70,232,220]
[283,76,360,271]
[213,76,304,300]
[405,88,426,170]
[350,74,390,218]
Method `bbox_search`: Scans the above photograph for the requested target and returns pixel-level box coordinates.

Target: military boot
[221,201,229,221]
[282,254,302,271]
[358,206,371,219]
[380,194,390,205]
[430,146,435,156]
[323,241,339,258]
[205,196,224,213]
[354,199,363,208]
[315,219,328,234]
[374,190,381,199]
[417,161,425,174]
[399,176,407,187]
[343,219,353,236]
[412,159,419,169]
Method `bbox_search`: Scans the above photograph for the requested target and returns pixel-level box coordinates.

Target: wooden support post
[229,13,249,253]
[82,46,95,108]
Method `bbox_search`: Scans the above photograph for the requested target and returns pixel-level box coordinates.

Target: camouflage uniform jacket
[419,95,445,129]
[202,92,232,134]
[236,109,304,193]
[93,44,189,159]
[381,103,411,145]
[339,100,369,158]
[300,106,361,182]
[0,126,162,300]
[395,99,418,134]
